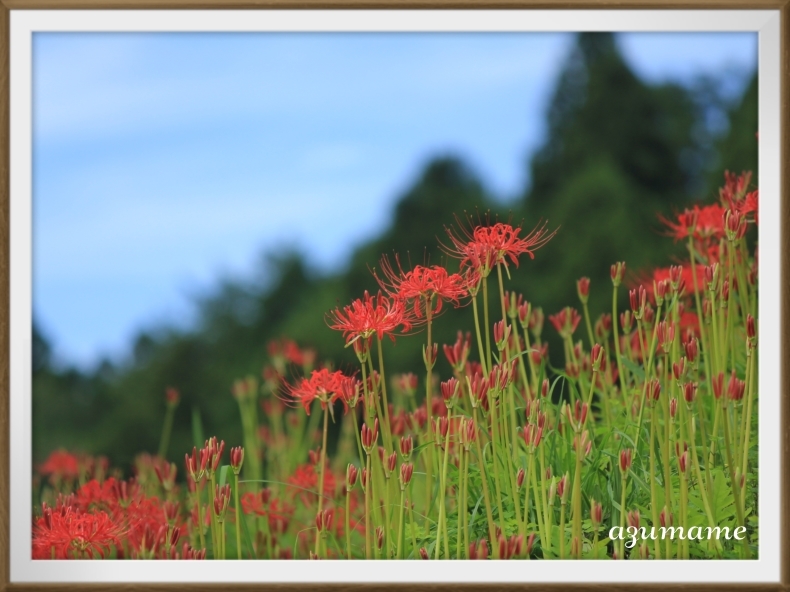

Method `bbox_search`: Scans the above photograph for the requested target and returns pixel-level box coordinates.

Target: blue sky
[32,32,757,369]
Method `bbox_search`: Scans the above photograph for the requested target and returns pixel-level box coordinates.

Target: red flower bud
[577,277,590,303]
[619,448,632,473]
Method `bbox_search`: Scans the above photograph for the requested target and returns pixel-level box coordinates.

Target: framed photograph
[2,3,786,590]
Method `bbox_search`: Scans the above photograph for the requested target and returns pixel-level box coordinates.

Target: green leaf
[191,407,204,450]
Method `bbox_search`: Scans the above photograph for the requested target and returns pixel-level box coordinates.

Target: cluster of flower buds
[627,509,640,529]
[576,277,590,305]
[590,499,603,529]
[361,419,379,455]
[469,539,489,560]
[399,462,413,491]
[443,332,471,373]
[381,449,398,479]
[657,320,675,354]
[213,484,231,522]
[422,343,438,371]
[434,416,450,444]
[204,437,225,478]
[488,360,518,397]
[230,446,244,475]
[522,422,543,453]
[393,373,418,398]
[619,448,633,474]
[549,306,582,340]
[620,310,633,334]
[684,336,699,365]
[516,467,526,490]
[681,382,698,407]
[630,285,647,321]
[672,357,687,383]
[724,208,747,241]
[704,263,720,292]
[558,473,569,505]
[590,343,605,372]
[572,430,592,458]
[611,261,626,287]
[182,543,207,560]
[653,278,671,307]
[346,464,358,492]
[746,314,757,349]
[594,313,612,342]
[399,435,413,461]
[669,397,678,420]
[315,508,333,535]
[712,372,725,400]
[493,320,512,352]
[668,265,685,293]
[498,534,525,559]
[154,461,177,492]
[645,378,661,406]
[185,446,209,484]
[676,443,689,474]
[727,370,746,402]
[564,400,588,433]
[511,299,528,331]
[459,417,477,452]
[440,378,460,410]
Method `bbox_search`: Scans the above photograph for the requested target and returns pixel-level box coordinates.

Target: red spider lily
[327,290,415,345]
[285,368,355,414]
[443,219,557,277]
[659,203,726,242]
[38,450,81,484]
[33,506,125,559]
[375,256,467,318]
[548,306,581,338]
[287,463,337,506]
[719,170,753,206]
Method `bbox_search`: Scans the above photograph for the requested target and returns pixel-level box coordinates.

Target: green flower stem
[397,487,405,559]
[538,447,550,553]
[570,447,583,559]
[434,422,451,559]
[462,447,471,558]
[661,367,673,559]
[376,337,394,451]
[648,404,661,559]
[679,463,689,559]
[424,302,435,521]
[472,294,489,375]
[456,447,464,560]
[346,489,353,559]
[208,473,218,557]
[523,451,534,543]
[632,304,662,455]
[314,406,329,556]
[482,276,493,373]
[365,453,372,559]
[741,344,756,478]
[530,452,548,555]
[157,404,176,460]
[194,486,206,552]
[351,409,364,465]
[472,408,498,556]
[619,471,627,558]
[559,501,566,559]
[408,482,418,556]
[721,400,750,558]
[611,284,629,398]
[233,473,242,559]
[488,395,507,538]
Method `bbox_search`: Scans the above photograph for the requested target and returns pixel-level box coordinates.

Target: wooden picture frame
[0,4,787,590]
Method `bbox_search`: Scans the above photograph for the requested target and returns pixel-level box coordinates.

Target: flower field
[33,171,759,561]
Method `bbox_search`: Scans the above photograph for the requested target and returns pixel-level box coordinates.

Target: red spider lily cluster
[34,169,759,561]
